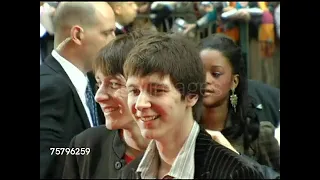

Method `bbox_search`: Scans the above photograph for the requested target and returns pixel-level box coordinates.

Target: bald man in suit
[40,2,116,178]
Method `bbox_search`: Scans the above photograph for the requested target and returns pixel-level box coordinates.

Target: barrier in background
[135,13,279,88]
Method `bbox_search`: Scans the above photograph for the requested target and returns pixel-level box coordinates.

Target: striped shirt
[137,121,200,179]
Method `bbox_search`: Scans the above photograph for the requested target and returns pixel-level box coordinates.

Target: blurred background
[40,1,280,88]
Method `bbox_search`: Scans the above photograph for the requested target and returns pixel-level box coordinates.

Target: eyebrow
[95,76,117,82]
[126,82,169,89]
[211,65,223,68]
[211,65,224,70]
[126,84,137,89]
[148,83,169,89]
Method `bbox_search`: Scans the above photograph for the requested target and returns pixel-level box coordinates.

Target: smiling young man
[119,33,264,179]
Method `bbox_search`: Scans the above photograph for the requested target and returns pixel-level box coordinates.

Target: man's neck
[123,122,149,158]
[156,114,194,171]
[57,49,87,74]
[202,99,229,131]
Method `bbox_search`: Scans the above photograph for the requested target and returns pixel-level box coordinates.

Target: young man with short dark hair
[119,33,264,179]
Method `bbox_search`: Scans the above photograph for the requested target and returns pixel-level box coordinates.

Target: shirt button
[115,161,122,170]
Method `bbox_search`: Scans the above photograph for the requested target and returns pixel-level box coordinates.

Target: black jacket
[248,79,280,127]
[62,126,128,179]
[40,55,103,179]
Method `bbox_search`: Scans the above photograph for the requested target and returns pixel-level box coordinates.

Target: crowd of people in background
[40,1,280,179]
[41,1,280,88]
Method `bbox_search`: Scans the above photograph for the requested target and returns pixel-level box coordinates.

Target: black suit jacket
[62,126,128,179]
[119,127,264,179]
[248,80,280,127]
[40,55,103,179]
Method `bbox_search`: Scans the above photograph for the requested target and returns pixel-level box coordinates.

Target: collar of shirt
[115,22,124,31]
[137,121,200,179]
[51,50,88,96]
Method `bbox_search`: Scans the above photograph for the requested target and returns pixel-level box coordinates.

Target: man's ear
[113,4,122,15]
[70,26,84,46]
[186,94,199,107]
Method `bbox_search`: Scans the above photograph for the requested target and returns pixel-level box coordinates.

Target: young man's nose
[135,92,151,111]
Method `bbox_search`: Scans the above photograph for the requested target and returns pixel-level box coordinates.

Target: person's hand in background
[40,3,56,35]
[138,3,150,13]
[206,129,240,154]
[235,8,251,21]
[183,23,196,35]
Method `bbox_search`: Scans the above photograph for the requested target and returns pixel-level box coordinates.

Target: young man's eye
[128,89,140,96]
[150,89,166,96]
[110,82,122,89]
[95,82,101,90]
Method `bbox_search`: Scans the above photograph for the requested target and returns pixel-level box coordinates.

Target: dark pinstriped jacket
[118,126,265,179]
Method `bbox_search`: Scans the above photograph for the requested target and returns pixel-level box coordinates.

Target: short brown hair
[123,32,205,121]
[93,30,157,76]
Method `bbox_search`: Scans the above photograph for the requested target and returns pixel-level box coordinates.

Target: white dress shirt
[52,50,94,127]
[115,22,124,30]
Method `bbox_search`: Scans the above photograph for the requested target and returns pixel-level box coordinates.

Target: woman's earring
[230,88,238,113]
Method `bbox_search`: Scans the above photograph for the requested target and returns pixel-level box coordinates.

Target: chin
[105,117,134,130]
[141,129,153,139]
[203,99,216,107]
[105,122,117,130]
[141,129,163,140]
[104,118,120,130]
